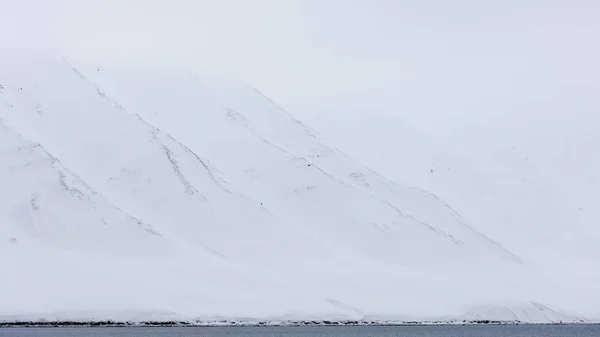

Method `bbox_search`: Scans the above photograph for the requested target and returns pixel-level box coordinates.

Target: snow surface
[0,54,597,323]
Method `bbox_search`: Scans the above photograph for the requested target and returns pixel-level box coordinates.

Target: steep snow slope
[1,117,332,320]
[303,113,600,266]
[300,112,600,318]
[0,57,330,266]
[0,55,595,322]
[62,60,520,266]
[0,121,167,255]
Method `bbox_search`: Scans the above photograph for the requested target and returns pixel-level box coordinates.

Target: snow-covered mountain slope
[0,56,518,267]
[0,55,596,322]
[300,112,600,319]
[460,301,586,324]
[1,57,327,266]
[0,121,168,255]
[303,112,600,267]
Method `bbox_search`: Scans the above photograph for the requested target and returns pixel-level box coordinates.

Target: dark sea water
[1,325,599,337]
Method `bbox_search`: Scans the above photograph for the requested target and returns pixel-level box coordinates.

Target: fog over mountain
[1,0,598,323]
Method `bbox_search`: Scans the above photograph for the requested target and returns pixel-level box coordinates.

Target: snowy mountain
[301,111,600,320]
[0,55,596,323]
[302,112,600,263]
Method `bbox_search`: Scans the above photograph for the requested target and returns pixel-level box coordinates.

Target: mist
[2,0,598,133]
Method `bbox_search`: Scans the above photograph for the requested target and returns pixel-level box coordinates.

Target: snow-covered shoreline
[0,319,592,328]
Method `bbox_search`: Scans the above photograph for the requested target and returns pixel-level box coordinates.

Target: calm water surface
[1,325,598,337]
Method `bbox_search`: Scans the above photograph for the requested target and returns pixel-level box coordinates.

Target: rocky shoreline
[0,319,587,328]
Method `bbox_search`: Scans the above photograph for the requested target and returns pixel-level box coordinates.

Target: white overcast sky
[2,0,599,132]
